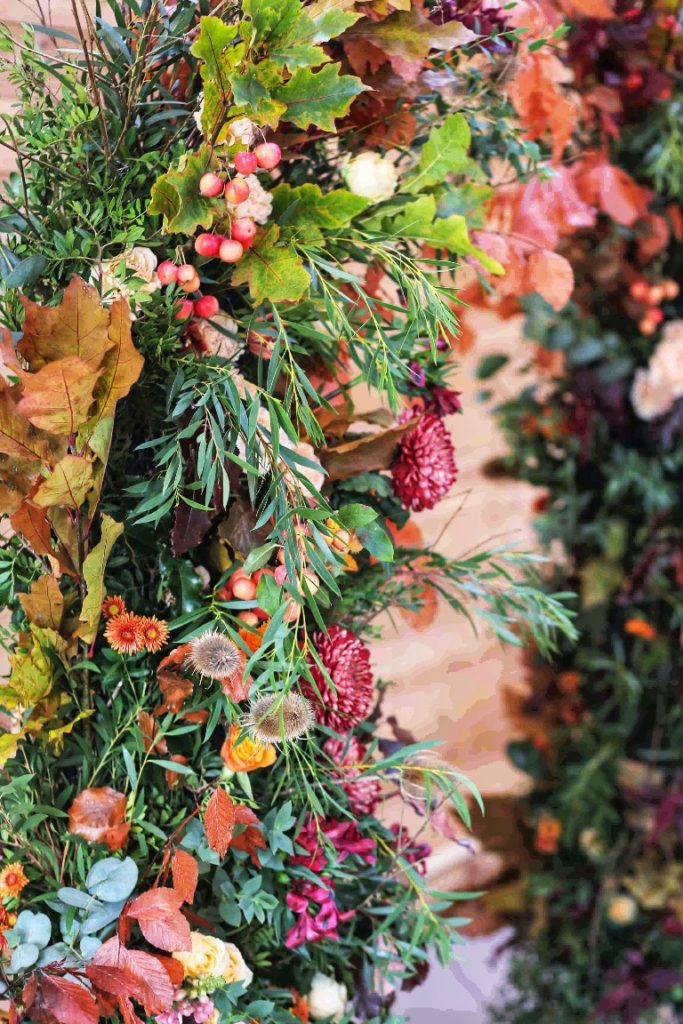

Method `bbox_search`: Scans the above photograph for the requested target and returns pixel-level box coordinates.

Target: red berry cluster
[629,278,679,335]
[194,142,282,267]
[156,261,219,322]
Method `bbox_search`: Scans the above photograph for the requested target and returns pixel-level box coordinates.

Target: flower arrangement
[480,2,683,1021]
[0,2,576,1023]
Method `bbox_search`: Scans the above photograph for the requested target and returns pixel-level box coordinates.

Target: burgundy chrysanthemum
[302,626,374,732]
[324,736,381,816]
[392,411,457,512]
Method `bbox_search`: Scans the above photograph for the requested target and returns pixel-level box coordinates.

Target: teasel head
[186,629,242,681]
[399,750,459,807]
[241,691,315,745]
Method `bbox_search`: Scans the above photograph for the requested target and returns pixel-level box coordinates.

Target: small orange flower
[138,616,169,653]
[558,670,581,694]
[105,612,144,654]
[220,724,276,773]
[0,863,28,899]
[290,991,309,1024]
[238,622,268,653]
[102,594,126,619]
[534,816,562,855]
[625,618,657,640]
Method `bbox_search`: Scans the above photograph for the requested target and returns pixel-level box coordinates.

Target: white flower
[228,174,273,225]
[307,972,348,1022]
[193,93,205,132]
[631,322,683,421]
[342,151,398,202]
[226,117,257,147]
[188,312,243,361]
[98,246,160,304]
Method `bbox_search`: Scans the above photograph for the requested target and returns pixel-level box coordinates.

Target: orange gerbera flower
[238,621,268,653]
[138,616,169,653]
[625,618,657,640]
[105,612,144,654]
[0,863,28,899]
[102,594,126,619]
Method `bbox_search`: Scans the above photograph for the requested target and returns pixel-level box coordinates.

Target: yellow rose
[220,724,276,773]
[173,932,253,992]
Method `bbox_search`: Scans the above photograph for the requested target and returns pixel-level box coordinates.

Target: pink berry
[234,150,257,175]
[224,177,251,205]
[231,218,257,246]
[199,172,224,197]
[218,239,244,263]
[232,577,257,601]
[193,294,220,319]
[175,298,194,321]
[237,611,259,626]
[177,264,200,294]
[157,260,179,286]
[254,142,282,170]
[195,233,221,258]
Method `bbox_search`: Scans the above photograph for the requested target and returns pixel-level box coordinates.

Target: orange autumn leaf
[165,755,190,788]
[508,50,576,163]
[624,618,657,640]
[558,0,615,17]
[525,250,574,311]
[68,786,130,851]
[125,887,191,953]
[171,849,199,905]
[16,356,101,434]
[387,517,424,549]
[574,153,652,227]
[204,787,237,858]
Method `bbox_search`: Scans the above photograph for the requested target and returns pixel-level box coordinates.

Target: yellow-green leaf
[77,514,124,644]
[17,356,100,434]
[231,225,311,304]
[33,454,94,509]
[18,574,64,630]
[149,147,222,236]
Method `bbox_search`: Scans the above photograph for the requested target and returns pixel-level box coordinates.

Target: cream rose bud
[173,932,253,992]
[307,972,348,1022]
[99,246,160,300]
[342,151,398,202]
[227,117,257,148]
[630,367,675,421]
[606,894,637,926]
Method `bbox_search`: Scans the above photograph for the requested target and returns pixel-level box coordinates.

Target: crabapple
[175,298,194,320]
[177,264,200,293]
[254,142,282,170]
[218,239,244,263]
[224,177,250,204]
[194,294,220,319]
[647,284,665,306]
[199,172,224,197]
[237,611,260,626]
[234,150,257,175]
[231,218,257,246]
[639,317,657,335]
[629,280,648,302]
[158,260,179,286]
[195,233,222,258]
[663,280,680,299]
[232,576,257,601]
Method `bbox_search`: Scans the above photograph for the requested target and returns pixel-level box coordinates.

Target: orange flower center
[4,873,18,887]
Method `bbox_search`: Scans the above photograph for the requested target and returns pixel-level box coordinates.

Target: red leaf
[92,938,175,1015]
[31,974,100,1024]
[117,997,144,1024]
[525,250,574,311]
[126,887,191,953]
[171,849,199,904]
[204,788,237,858]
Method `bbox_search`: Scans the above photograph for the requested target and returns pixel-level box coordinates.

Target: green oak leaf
[228,60,287,130]
[405,113,472,192]
[242,0,330,68]
[306,0,364,40]
[350,8,477,62]
[271,63,367,132]
[232,225,311,304]
[384,195,504,275]
[190,16,237,80]
[272,183,368,246]
[190,17,245,138]
[149,147,222,235]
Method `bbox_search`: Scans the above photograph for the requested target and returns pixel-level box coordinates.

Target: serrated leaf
[387,195,504,274]
[149,147,222,235]
[405,113,471,192]
[272,183,367,246]
[204,787,237,858]
[231,225,310,304]
[271,63,366,131]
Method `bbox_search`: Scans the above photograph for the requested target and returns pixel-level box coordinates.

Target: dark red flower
[302,626,374,731]
[324,736,381,815]
[392,411,457,512]
[426,386,463,418]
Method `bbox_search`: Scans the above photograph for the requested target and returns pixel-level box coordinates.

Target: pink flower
[324,736,381,816]
[392,410,457,512]
[302,626,374,731]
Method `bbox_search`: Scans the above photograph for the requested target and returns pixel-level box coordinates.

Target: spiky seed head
[242,692,314,745]
[399,750,458,806]
[186,630,242,681]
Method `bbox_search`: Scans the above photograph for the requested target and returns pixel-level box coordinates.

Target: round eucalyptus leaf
[9,943,40,974]
[86,856,138,902]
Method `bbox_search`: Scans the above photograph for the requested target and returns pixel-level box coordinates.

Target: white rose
[630,367,675,421]
[228,174,273,225]
[648,328,683,397]
[342,151,398,202]
[189,312,242,361]
[98,246,160,303]
[227,117,257,147]
[307,972,348,1022]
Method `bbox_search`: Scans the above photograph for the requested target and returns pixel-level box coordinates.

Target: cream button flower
[307,972,348,1021]
[342,151,398,202]
[173,932,253,992]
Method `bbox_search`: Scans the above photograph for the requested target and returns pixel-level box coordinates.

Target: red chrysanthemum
[302,626,374,731]
[392,411,457,512]
[324,735,381,816]
[101,594,126,619]
[105,612,144,655]
[138,616,169,653]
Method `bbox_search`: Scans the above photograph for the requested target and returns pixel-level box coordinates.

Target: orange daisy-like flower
[102,594,126,619]
[624,618,657,641]
[0,863,28,899]
[138,616,169,653]
[238,621,268,653]
[105,612,144,654]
